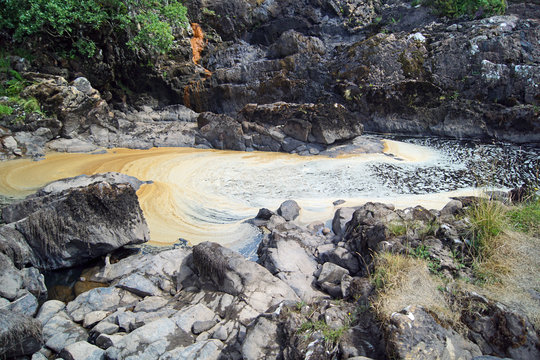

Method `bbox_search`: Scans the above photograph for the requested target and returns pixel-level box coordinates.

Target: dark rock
[239,102,364,145]
[277,200,301,221]
[0,309,43,359]
[255,208,275,221]
[197,112,246,151]
[460,293,540,359]
[332,207,358,237]
[3,177,149,270]
[387,305,482,359]
[192,242,300,312]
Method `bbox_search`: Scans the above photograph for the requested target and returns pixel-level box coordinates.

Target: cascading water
[0,137,537,257]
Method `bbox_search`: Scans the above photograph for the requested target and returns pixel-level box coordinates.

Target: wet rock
[0,309,43,359]
[387,305,482,360]
[277,200,301,221]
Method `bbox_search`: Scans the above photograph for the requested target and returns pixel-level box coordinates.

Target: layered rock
[1,173,149,270]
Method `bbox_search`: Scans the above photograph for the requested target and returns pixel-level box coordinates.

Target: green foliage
[0,0,189,57]
[429,0,507,18]
[507,198,540,234]
[297,319,350,347]
[0,104,14,116]
[388,222,407,236]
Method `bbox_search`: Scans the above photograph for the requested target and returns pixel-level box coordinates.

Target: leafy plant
[297,318,350,347]
[0,0,189,57]
[388,221,407,236]
[428,0,507,18]
[0,104,14,116]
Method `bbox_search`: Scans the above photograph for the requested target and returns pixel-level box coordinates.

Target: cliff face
[1,0,539,154]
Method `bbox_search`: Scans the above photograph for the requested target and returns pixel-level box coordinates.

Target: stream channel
[0,135,538,261]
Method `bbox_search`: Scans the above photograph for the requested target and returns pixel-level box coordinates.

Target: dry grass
[478,230,540,329]
[370,252,457,325]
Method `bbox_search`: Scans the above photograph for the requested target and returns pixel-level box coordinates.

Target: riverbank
[1,171,539,359]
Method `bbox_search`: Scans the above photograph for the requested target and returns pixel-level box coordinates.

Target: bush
[0,0,189,57]
[428,0,507,18]
[466,198,507,259]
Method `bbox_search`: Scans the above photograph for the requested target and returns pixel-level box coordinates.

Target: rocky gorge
[0,0,539,359]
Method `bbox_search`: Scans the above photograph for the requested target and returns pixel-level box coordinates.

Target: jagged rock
[460,293,540,359]
[0,225,37,268]
[192,242,300,317]
[83,311,110,329]
[0,309,43,359]
[277,200,301,221]
[239,102,363,145]
[22,74,110,138]
[317,262,350,286]
[2,175,149,270]
[332,207,358,237]
[95,333,124,350]
[59,341,105,360]
[197,112,246,151]
[387,305,482,360]
[134,296,169,312]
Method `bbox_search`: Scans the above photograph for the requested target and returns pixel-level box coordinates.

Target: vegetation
[507,198,540,234]
[297,318,350,348]
[0,61,43,121]
[423,0,507,18]
[0,0,189,57]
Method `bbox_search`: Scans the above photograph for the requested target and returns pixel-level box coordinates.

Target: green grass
[425,0,507,18]
[388,221,407,236]
[466,198,507,260]
[507,199,540,234]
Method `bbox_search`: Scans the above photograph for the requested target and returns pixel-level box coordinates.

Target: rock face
[0,173,149,270]
[387,305,482,359]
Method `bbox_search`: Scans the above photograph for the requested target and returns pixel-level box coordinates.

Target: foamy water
[0,138,536,252]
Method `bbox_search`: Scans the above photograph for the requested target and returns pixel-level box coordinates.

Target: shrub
[0,104,14,116]
[0,0,189,57]
[426,0,507,18]
[466,198,507,259]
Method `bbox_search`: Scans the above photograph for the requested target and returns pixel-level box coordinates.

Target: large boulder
[22,74,110,138]
[1,173,150,270]
[0,309,43,359]
[192,242,300,313]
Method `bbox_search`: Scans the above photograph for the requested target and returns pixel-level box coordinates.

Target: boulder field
[1,174,538,360]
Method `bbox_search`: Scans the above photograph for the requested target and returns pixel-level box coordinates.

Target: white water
[0,138,536,253]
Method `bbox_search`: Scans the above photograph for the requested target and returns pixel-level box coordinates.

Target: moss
[398,49,425,79]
